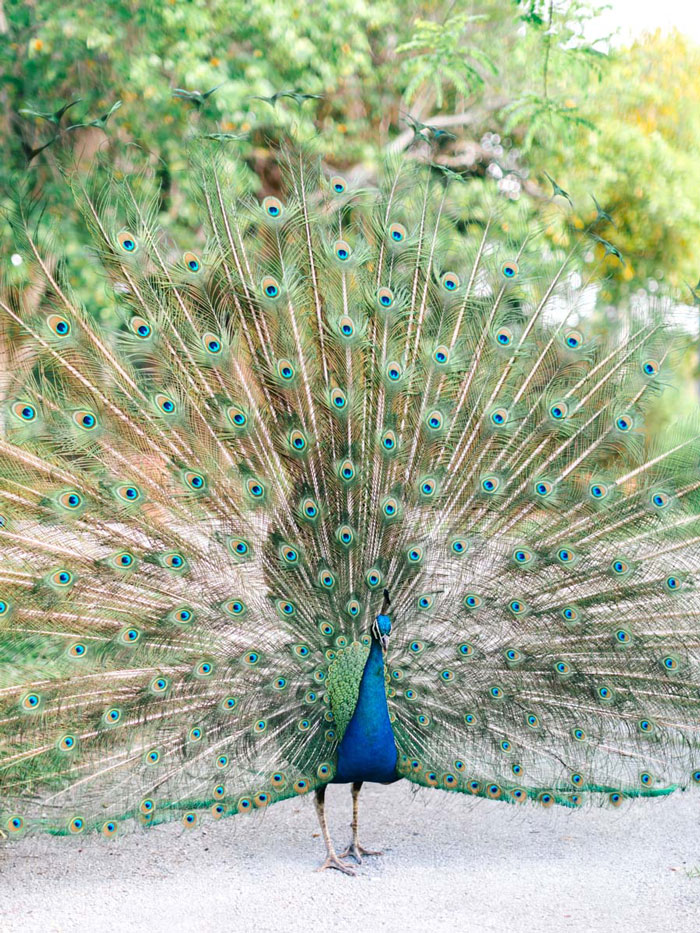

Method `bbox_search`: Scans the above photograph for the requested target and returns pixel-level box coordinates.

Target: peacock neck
[333,637,399,784]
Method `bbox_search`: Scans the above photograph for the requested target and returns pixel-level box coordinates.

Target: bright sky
[590,0,700,44]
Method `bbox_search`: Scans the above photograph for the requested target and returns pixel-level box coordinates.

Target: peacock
[2,125,700,878]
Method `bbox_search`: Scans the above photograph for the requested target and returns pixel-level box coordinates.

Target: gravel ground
[2,780,699,933]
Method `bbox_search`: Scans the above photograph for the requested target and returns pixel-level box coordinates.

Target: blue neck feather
[333,637,399,784]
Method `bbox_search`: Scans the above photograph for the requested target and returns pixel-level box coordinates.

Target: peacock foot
[316,853,357,876]
[339,841,384,864]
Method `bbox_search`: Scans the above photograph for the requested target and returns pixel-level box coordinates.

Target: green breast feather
[327,642,370,741]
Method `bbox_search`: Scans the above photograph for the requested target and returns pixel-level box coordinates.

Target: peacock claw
[340,841,384,864]
[316,853,357,876]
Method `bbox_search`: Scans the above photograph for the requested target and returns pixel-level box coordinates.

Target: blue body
[333,634,399,784]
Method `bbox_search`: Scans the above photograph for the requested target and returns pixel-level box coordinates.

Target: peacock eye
[501,260,518,279]
[441,272,459,291]
[117,230,137,252]
[377,287,394,308]
[262,275,280,299]
[388,222,407,243]
[334,239,351,261]
[183,251,201,273]
[330,175,347,194]
[47,314,71,337]
[262,196,283,218]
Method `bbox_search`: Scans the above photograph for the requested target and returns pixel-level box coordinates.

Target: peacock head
[372,589,392,652]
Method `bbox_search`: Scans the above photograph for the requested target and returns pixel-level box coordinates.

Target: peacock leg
[340,781,384,864]
[314,785,356,875]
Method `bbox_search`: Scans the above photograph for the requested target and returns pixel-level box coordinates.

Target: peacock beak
[380,633,390,653]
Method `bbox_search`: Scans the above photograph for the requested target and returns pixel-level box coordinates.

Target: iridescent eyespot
[481,475,499,493]
[417,595,434,610]
[388,222,407,243]
[615,414,633,432]
[301,497,318,520]
[549,401,568,420]
[195,661,214,677]
[572,727,586,741]
[338,316,356,338]
[381,429,397,451]
[433,345,449,365]
[216,755,230,770]
[22,692,41,710]
[115,483,141,503]
[420,478,437,497]
[155,393,176,415]
[495,327,513,347]
[661,654,680,672]
[564,330,583,349]
[611,558,629,575]
[104,707,121,724]
[330,387,347,410]
[146,749,160,764]
[162,552,186,570]
[319,570,335,589]
[73,409,97,431]
[501,260,518,278]
[120,627,141,645]
[508,599,526,615]
[330,175,347,194]
[130,316,152,338]
[513,548,533,566]
[294,779,309,795]
[202,332,223,355]
[245,477,265,499]
[139,799,155,815]
[640,771,653,786]
[346,598,361,617]
[464,593,482,609]
[69,817,85,834]
[50,569,74,587]
[238,796,253,812]
[651,491,670,509]
[334,239,351,261]
[276,600,296,617]
[47,314,70,337]
[229,538,250,558]
[225,407,248,430]
[538,792,554,809]
[382,496,399,518]
[294,644,310,659]
[262,196,283,218]
[58,490,83,511]
[112,550,136,570]
[597,685,613,701]
[554,660,571,676]
[505,648,522,663]
[534,480,553,498]
[184,471,206,491]
[222,696,237,711]
[609,792,623,808]
[182,812,197,827]
[440,669,455,682]
[117,230,137,252]
[377,287,394,309]
[409,640,425,654]
[441,272,459,291]
[319,621,334,637]
[276,359,295,382]
[557,547,576,564]
[561,605,579,622]
[12,401,37,422]
[490,407,508,427]
[642,359,659,376]
[589,482,608,499]
[426,410,443,430]
[638,718,655,734]
[336,524,354,545]
[490,686,504,700]
[0,600,10,618]
[281,544,299,564]
[365,568,382,588]
[189,727,203,742]
[526,713,540,729]
[665,575,681,592]
[451,538,468,555]
[102,821,118,837]
[67,642,87,659]
[150,676,169,693]
[406,546,423,563]
[261,275,280,299]
[172,607,193,624]
[338,459,355,482]
[183,251,201,273]
[615,628,632,645]
[385,361,402,382]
